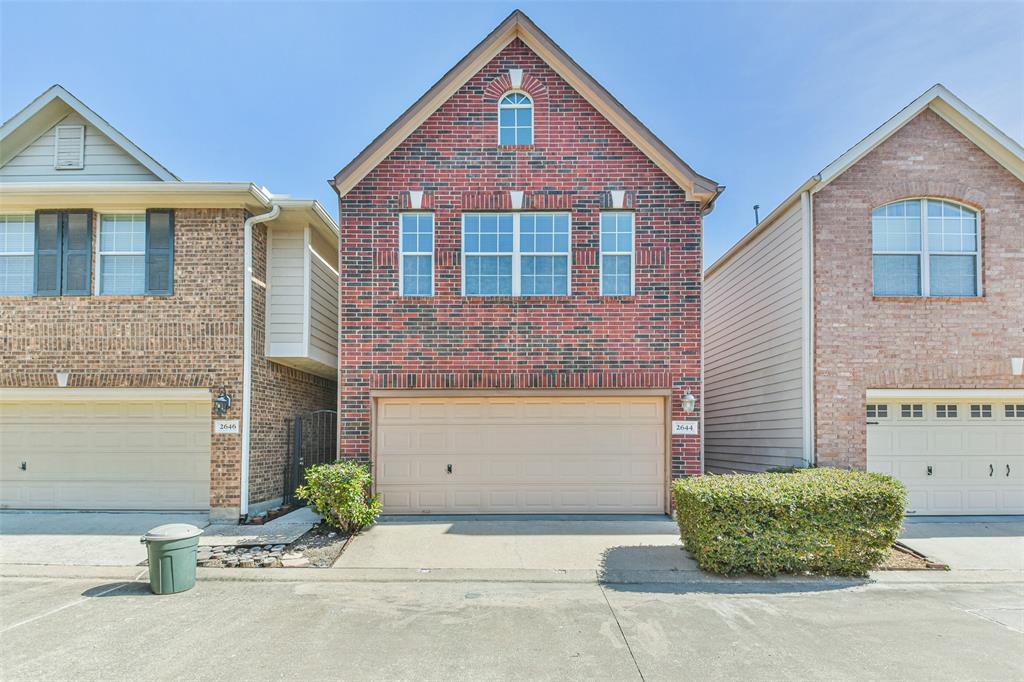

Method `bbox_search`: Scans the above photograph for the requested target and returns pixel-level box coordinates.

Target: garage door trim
[370,389,673,515]
[0,388,213,402]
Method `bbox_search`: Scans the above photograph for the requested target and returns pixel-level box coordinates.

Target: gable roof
[706,84,1024,278]
[331,10,722,211]
[0,84,179,181]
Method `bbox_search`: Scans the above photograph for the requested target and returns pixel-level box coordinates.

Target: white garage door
[0,390,211,511]
[376,395,666,514]
[867,395,1024,515]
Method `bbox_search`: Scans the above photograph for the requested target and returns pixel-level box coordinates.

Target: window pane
[100,254,145,294]
[927,201,977,253]
[465,255,512,295]
[520,255,568,296]
[100,214,145,253]
[0,215,34,254]
[516,127,533,145]
[499,128,516,145]
[872,202,920,252]
[0,255,33,295]
[402,255,432,296]
[929,255,977,296]
[602,255,632,295]
[499,108,515,126]
[873,255,920,296]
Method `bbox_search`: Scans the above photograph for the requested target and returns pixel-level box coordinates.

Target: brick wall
[339,38,703,477]
[813,108,1024,468]
[0,208,247,513]
[249,223,337,507]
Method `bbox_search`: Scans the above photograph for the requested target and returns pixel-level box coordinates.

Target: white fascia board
[0,182,272,211]
[814,84,1024,190]
[0,387,212,402]
[273,198,340,243]
[0,85,179,181]
[866,388,1024,399]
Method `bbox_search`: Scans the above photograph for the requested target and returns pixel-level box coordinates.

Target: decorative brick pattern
[813,109,1024,468]
[339,38,703,480]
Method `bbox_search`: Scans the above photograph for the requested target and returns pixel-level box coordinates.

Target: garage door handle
[927,466,932,476]
[990,464,994,477]
[1008,464,1012,477]
[446,464,453,475]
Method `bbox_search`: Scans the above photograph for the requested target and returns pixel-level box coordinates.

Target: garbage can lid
[142,523,204,542]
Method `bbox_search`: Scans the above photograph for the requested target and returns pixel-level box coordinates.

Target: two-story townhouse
[0,86,339,521]
[704,85,1024,515]
[332,11,720,514]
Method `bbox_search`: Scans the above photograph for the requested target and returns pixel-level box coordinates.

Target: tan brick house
[0,86,338,521]
[704,85,1023,515]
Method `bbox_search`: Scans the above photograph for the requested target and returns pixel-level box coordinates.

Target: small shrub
[674,468,905,577]
[295,460,382,534]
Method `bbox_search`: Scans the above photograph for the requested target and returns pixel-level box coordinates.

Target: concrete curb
[4,563,1020,586]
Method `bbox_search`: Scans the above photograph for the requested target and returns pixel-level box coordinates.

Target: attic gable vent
[53,124,85,170]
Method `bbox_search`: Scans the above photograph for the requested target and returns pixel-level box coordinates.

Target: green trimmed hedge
[674,468,905,576]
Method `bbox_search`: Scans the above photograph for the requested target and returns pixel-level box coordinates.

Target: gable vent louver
[54,124,85,170]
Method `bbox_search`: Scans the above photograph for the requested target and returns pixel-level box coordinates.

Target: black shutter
[34,211,62,296]
[61,210,92,295]
[145,209,174,295]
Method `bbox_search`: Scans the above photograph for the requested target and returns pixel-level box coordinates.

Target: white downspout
[800,190,816,467]
[241,203,280,519]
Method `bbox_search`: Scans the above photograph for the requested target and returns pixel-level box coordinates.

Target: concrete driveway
[900,516,1024,572]
[335,514,698,578]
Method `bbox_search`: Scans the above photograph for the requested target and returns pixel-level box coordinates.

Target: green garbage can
[140,524,203,595]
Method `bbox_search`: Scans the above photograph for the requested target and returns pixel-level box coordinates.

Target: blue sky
[2,1,1021,265]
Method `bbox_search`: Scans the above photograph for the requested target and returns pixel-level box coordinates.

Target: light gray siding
[0,113,159,182]
[309,244,338,362]
[704,200,807,473]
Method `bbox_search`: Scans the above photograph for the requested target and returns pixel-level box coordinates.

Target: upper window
[1006,405,1024,418]
[901,403,924,418]
[970,404,993,418]
[499,92,533,146]
[99,214,146,294]
[872,199,980,297]
[600,213,634,295]
[936,404,958,418]
[400,213,434,296]
[0,215,35,295]
[463,213,569,296]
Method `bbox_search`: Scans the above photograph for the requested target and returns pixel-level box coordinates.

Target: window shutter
[61,211,92,295]
[34,211,62,296]
[54,125,85,170]
[145,209,174,295]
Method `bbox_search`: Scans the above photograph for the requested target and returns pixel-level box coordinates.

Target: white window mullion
[512,213,521,296]
[920,198,930,296]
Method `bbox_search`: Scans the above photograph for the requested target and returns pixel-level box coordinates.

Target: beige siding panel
[266,228,307,346]
[309,254,338,359]
[0,113,159,182]
[376,395,665,514]
[705,201,806,474]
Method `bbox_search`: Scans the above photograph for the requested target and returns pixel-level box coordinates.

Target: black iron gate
[283,410,338,506]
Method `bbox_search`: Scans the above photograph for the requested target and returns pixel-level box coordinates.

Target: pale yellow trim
[0,387,213,402]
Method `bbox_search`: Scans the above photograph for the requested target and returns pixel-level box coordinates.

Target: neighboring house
[704,85,1024,515]
[0,85,339,521]
[332,11,720,514]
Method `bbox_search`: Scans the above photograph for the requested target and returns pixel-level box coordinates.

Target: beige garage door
[376,395,666,514]
[0,390,211,510]
[867,395,1024,515]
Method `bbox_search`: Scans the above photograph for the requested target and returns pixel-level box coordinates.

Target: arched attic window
[499,92,533,146]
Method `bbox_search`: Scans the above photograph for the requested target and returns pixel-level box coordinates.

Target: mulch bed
[877,542,949,571]
[143,524,352,569]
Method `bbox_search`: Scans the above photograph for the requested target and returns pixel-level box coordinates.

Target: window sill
[497,145,535,151]
[872,296,986,302]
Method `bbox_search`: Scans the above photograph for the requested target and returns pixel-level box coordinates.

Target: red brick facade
[0,208,336,518]
[339,39,704,479]
[813,109,1024,468]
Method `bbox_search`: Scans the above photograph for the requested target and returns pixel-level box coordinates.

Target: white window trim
[599,211,636,296]
[96,212,146,296]
[399,212,434,297]
[0,213,36,296]
[872,197,982,297]
[460,212,572,297]
[498,91,533,146]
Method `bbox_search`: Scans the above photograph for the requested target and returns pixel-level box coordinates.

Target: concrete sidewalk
[900,516,1024,571]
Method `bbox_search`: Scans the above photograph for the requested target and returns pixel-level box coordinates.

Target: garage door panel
[377,395,665,514]
[867,396,1024,515]
[1,395,210,511]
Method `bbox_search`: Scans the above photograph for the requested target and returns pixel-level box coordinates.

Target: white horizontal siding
[705,201,806,474]
[0,113,158,182]
[266,228,306,347]
[309,252,338,361]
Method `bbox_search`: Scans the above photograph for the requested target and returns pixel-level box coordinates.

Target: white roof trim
[815,84,1024,188]
[866,388,1024,399]
[0,84,179,181]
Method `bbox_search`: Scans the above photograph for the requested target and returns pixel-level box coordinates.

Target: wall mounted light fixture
[682,393,697,413]
[213,387,233,417]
